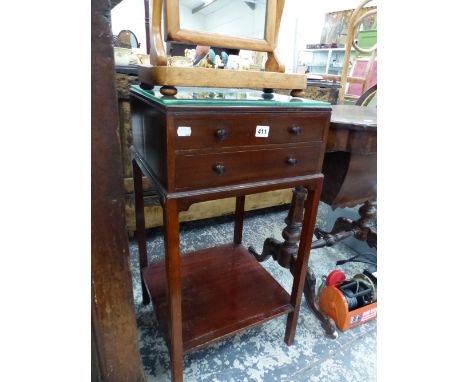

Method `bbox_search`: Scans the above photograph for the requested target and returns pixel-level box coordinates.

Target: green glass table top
[130,85,331,108]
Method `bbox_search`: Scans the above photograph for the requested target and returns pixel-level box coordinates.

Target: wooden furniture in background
[250,104,377,339]
[304,0,377,102]
[91,0,145,380]
[140,0,306,96]
[355,84,377,106]
[338,0,377,102]
[345,56,377,100]
[321,104,376,209]
[312,104,377,335]
[130,86,331,381]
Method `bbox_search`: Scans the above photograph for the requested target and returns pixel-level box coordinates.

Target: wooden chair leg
[284,180,323,345]
[132,159,150,305]
[234,195,245,245]
[163,198,184,382]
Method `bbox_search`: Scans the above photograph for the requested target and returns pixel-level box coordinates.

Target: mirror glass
[179,0,267,40]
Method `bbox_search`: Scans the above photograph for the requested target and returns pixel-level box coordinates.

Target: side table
[130,86,331,381]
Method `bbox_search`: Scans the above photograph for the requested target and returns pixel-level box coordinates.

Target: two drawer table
[129,86,331,381]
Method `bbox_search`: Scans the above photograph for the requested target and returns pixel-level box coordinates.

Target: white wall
[184,1,266,40]
[180,3,205,31]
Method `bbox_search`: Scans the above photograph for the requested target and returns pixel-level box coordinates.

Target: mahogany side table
[129,86,331,382]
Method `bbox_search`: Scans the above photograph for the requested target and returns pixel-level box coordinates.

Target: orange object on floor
[319,271,377,332]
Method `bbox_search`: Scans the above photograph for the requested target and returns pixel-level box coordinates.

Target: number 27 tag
[255,125,270,137]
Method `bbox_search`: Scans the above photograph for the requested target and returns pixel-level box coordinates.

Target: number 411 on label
[255,125,270,137]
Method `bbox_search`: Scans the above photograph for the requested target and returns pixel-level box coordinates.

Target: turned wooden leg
[249,185,339,339]
[285,181,322,345]
[249,187,306,266]
[315,200,377,249]
[262,88,274,100]
[234,195,245,245]
[140,82,154,90]
[160,85,177,96]
[355,201,377,248]
[132,159,150,305]
[163,198,184,382]
[279,187,307,267]
[290,89,305,97]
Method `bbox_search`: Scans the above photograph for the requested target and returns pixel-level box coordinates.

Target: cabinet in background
[298,30,376,76]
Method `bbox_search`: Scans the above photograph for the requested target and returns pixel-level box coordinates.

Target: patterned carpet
[128,201,377,382]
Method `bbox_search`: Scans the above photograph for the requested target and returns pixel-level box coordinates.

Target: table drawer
[174,144,324,190]
[172,112,329,150]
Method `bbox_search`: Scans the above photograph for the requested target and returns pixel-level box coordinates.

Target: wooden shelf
[142,243,293,353]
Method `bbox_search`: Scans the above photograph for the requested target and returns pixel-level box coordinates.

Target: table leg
[314,200,377,249]
[163,198,184,382]
[249,187,338,338]
[132,159,150,305]
[234,195,245,245]
[248,187,306,266]
[285,182,322,345]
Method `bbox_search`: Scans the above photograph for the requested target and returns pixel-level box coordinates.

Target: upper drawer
[171,112,329,151]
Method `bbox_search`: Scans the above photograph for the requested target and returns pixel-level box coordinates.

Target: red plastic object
[326,270,346,286]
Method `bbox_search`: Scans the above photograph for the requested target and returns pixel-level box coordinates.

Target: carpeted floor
[128,201,377,382]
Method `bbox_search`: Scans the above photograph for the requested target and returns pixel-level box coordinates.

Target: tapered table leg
[234,196,245,245]
[163,198,184,382]
[285,181,322,345]
[132,159,150,305]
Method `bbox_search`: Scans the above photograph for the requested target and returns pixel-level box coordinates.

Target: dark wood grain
[172,111,328,150]
[142,244,293,353]
[174,143,323,191]
[322,105,377,208]
[91,0,145,380]
[285,182,322,345]
[162,198,183,382]
[130,89,330,381]
[326,105,376,154]
[331,105,376,130]
[234,195,245,244]
[327,152,376,208]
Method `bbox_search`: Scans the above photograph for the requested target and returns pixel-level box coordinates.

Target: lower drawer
[174,144,323,191]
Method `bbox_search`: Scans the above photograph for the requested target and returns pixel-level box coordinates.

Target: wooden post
[144,0,151,54]
[284,180,323,345]
[234,195,245,244]
[133,159,150,304]
[91,0,146,380]
[338,0,377,102]
[163,198,184,382]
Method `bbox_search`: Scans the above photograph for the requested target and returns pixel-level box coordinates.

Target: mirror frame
[164,0,277,52]
[140,0,308,96]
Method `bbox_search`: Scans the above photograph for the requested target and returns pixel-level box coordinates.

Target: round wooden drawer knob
[286,157,298,166]
[289,125,302,135]
[213,163,226,174]
[215,129,227,140]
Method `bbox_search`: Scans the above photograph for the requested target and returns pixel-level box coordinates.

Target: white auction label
[255,125,270,137]
[177,126,191,137]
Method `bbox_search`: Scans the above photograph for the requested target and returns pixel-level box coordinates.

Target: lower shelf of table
[142,243,293,353]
